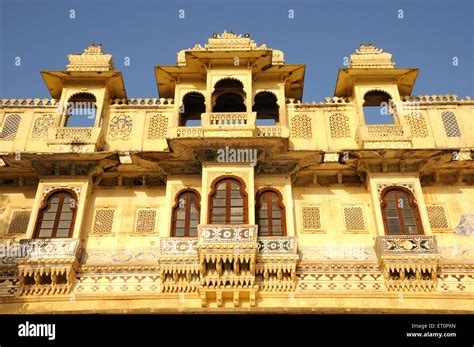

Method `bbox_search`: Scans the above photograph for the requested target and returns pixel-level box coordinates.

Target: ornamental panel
[92,208,115,234]
[405,112,428,138]
[426,205,449,230]
[290,114,312,139]
[108,114,133,140]
[147,114,168,139]
[0,114,21,141]
[329,113,350,138]
[441,111,461,137]
[7,210,31,234]
[31,114,56,140]
[135,209,157,233]
[343,206,366,231]
[301,206,321,230]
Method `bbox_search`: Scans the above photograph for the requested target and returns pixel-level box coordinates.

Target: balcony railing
[48,127,100,143]
[375,235,438,255]
[356,124,412,148]
[256,126,289,138]
[258,236,297,254]
[198,224,258,243]
[202,112,256,128]
[47,127,103,152]
[375,235,440,291]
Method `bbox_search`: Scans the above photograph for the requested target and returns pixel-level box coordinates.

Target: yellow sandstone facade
[0,31,473,313]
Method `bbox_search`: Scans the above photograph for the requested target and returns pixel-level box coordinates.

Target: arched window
[362,90,395,125]
[381,187,423,235]
[256,189,286,236]
[180,92,205,126]
[33,190,77,238]
[209,177,248,224]
[64,93,97,127]
[253,92,279,125]
[171,190,201,237]
[212,79,246,113]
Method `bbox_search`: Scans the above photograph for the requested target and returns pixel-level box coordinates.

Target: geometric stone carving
[7,210,31,234]
[329,113,350,138]
[196,224,259,308]
[405,112,428,138]
[31,114,56,140]
[92,209,115,234]
[256,236,299,291]
[135,209,157,233]
[343,206,366,231]
[426,205,449,230]
[0,114,21,141]
[158,225,300,305]
[376,183,416,198]
[108,114,133,140]
[301,206,321,230]
[441,111,461,137]
[290,115,312,139]
[147,114,168,139]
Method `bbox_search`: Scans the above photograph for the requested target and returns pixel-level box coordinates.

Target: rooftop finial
[349,43,395,68]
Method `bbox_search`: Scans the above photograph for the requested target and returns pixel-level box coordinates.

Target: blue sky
[0,0,472,101]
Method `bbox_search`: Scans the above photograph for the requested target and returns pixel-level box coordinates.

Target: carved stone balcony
[356,124,412,149]
[47,127,103,153]
[158,237,199,293]
[375,235,440,291]
[256,236,299,291]
[201,112,256,138]
[157,228,300,306]
[16,238,80,296]
[196,224,259,307]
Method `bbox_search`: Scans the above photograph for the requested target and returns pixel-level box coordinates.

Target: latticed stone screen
[290,115,312,139]
[329,113,350,138]
[31,114,56,140]
[301,206,321,229]
[405,112,428,138]
[0,114,21,141]
[147,114,168,139]
[426,205,449,230]
[7,210,31,234]
[441,111,461,137]
[92,209,115,234]
[343,206,366,231]
[135,209,157,233]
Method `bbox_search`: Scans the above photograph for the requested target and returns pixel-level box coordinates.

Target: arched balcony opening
[253,92,279,126]
[212,79,246,113]
[362,90,395,125]
[64,93,97,127]
[180,92,205,126]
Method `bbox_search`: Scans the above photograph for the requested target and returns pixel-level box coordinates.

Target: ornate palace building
[0,31,473,313]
